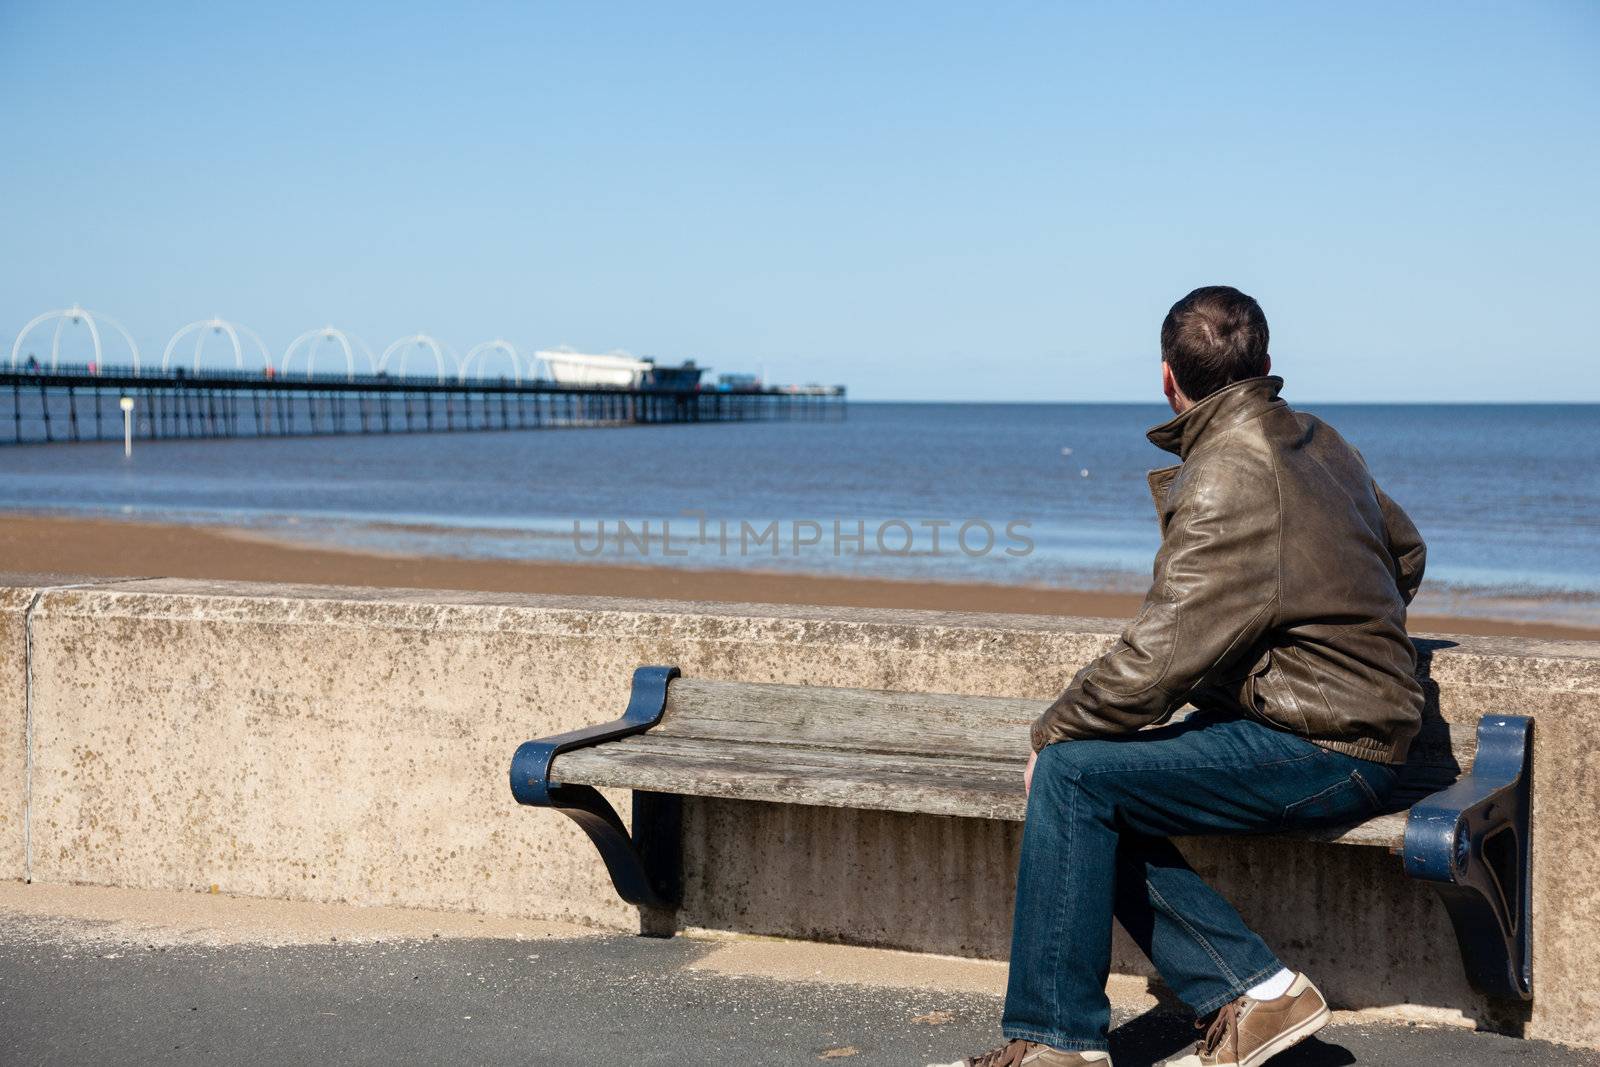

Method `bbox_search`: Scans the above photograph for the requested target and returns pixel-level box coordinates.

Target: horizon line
[845,397,1600,406]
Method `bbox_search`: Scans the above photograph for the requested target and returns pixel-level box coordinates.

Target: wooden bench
[511,666,1532,1000]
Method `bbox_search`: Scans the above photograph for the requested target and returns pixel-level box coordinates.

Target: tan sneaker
[1163,973,1330,1067]
[927,1039,1111,1066]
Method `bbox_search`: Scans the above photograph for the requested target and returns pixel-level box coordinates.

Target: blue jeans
[1001,713,1399,1053]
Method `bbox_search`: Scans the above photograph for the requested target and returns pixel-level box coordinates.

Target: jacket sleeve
[1031,455,1281,751]
[1374,481,1426,605]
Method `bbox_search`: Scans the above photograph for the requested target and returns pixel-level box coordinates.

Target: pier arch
[9,305,142,374]
[280,326,375,381]
[458,339,522,384]
[161,317,273,374]
[378,334,457,383]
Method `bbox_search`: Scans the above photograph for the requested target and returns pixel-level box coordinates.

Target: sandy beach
[1,513,1594,641]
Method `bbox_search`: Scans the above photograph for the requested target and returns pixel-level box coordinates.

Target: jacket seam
[1314,684,1340,732]
[1190,439,1284,696]
[1198,598,1277,697]
[1307,654,1342,734]
[1079,614,1181,703]
[1100,444,1279,702]
[1270,654,1310,734]
[1268,436,1286,627]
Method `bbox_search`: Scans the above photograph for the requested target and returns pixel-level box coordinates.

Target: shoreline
[0,512,1595,642]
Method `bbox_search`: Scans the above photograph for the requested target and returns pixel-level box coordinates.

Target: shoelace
[967,1039,1030,1066]
[1197,999,1241,1058]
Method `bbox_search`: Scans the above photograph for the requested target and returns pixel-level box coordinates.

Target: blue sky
[1,1,1595,401]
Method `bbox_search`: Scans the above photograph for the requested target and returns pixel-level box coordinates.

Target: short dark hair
[1160,286,1270,401]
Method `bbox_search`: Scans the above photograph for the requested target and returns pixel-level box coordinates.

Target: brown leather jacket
[1032,376,1425,764]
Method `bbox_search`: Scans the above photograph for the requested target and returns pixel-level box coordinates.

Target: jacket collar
[1146,375,1286,460]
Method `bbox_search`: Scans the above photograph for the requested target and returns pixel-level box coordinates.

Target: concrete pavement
[0,884,1593,1066]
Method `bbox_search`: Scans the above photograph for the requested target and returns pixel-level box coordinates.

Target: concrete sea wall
[4,575,1597,1047]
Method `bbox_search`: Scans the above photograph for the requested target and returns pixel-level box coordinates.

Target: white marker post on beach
[119,396,134,456]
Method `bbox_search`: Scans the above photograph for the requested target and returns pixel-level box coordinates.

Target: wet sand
[1,513,1594,641]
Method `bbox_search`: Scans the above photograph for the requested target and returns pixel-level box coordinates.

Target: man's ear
[1264,354,1272,375]
[1162,362,1184,414]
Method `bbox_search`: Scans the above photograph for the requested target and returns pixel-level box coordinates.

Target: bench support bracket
[1403,715,1533,1000]
[510,665,682,913]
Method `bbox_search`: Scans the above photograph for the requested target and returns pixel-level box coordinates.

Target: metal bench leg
[510,666,683,914]
[1403,716,1533,1000]
[532,782,680,912]
[633,790,683,935]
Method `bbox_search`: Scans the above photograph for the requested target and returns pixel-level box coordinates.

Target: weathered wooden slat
[655,678,1041,760]
[553,735,1412,847]
[1295,812,1407,849]
[558,734,1025,787]
[654,678,1475,770]
[554,743,1027,821]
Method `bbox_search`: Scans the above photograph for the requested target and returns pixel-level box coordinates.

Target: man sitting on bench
[936,286,1427,1067]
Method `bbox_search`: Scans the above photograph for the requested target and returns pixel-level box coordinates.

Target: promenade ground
[0,883,1591,1067]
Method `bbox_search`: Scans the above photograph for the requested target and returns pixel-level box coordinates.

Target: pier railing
[0,364,845,445]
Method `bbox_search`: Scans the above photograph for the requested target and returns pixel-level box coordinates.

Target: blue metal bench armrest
[509,665,680,911]
[1403,715,1533,1000]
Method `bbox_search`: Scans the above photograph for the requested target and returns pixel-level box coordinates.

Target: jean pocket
[1281,770,1382,829]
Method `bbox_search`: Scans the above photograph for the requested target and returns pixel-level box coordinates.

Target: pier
[0,365,845,446]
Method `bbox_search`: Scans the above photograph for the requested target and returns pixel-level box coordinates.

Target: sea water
[2,401,1595,626]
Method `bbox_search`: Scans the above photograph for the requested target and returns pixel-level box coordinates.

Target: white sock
[1246,968,1296,1001]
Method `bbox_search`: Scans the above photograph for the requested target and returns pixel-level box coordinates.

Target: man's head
[1159,286,1271,413]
